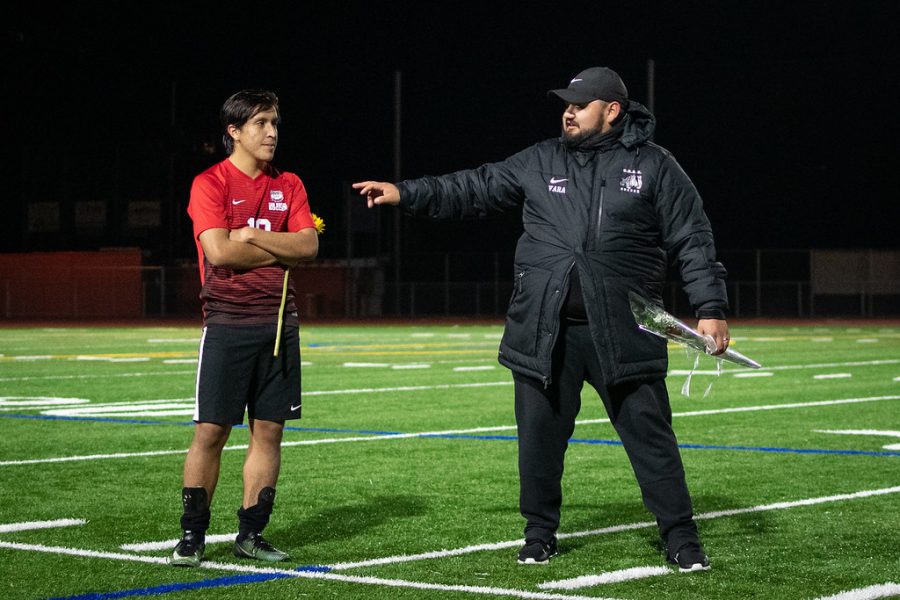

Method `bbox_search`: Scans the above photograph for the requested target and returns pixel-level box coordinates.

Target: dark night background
[4,1,899,266]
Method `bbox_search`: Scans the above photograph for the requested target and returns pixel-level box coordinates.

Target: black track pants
[514,322,699,551]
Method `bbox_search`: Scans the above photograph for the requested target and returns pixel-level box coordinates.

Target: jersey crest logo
[268,189,287,211]
[620,168,642,194]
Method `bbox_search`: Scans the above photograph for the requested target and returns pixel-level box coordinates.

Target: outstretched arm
[353,147,530,219]
[352,181,400,208]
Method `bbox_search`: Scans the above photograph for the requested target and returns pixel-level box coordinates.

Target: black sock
[236,487,275,542]
[180,487,210,538]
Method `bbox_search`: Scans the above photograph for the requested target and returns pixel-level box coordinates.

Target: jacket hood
[558,100,656,157]
[619,101,655,149]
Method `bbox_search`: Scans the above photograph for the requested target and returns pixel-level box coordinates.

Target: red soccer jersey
[187,159,315,325]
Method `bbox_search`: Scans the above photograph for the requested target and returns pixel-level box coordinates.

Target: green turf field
[1,322,898,599]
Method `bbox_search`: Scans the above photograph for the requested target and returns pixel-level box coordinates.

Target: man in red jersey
[169,90,318,567]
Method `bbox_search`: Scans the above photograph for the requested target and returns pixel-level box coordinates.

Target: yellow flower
[310,212,325,235]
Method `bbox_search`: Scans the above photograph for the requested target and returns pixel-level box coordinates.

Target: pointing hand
[351,181,401,208]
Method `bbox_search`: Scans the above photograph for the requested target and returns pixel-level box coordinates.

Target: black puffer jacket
[397,101,728,386]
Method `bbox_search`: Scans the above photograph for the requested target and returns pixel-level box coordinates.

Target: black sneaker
[517,537,558,565]
[169,531,205,567]
[233,531,289,562]
[668,542,710,572]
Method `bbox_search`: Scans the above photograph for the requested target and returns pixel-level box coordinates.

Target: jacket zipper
[515,270,525,293]
[541,260,576,388]
[594,178,606,246]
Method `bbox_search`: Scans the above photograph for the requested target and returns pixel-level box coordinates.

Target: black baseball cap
[548,67,629,105]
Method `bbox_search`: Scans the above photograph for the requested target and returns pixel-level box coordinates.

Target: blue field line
[427,433,900,457]
[565,437,900,457]
[676,442,900,457]
[5,413,900,458]
[47,565,331,600]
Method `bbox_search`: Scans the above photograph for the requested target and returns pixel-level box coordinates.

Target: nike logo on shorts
[290,404,301,411]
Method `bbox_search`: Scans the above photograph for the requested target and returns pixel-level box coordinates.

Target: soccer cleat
[517,537,558,565]
[668,542,711,572]
[233,531,289,562]
[169,531,205,567]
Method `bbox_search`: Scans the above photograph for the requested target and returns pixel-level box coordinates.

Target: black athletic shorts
[194,323,302,425]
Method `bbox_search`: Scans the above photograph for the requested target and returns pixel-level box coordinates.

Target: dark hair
[220,90,280,155]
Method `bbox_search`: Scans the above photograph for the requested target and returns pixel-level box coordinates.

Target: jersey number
[246,218,271,231]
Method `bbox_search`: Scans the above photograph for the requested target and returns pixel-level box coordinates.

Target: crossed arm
[199,227,318,269]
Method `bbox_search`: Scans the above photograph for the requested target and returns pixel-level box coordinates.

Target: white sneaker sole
[168,552,202,567]
[517,558,552,565]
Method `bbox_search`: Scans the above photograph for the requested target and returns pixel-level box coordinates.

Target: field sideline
[0,320,898,599]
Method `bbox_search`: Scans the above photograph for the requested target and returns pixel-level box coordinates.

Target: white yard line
[814,430,900,451]
[0,397,192,413]
[0,449,191,466]
[121,533,236,552]
[0,541,613,600]
[538,566,671,589]
[0,541,170,565]
[3,395,899,466]
[671,395,900,418]
[742,358,900,372]
[0,519,86,534]
[0,371,196,383]
[812,583,900,600]
[0,398,90,408]
[43,403,194,416]
[328,485,900,571]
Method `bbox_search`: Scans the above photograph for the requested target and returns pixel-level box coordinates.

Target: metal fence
[3,250,898,319]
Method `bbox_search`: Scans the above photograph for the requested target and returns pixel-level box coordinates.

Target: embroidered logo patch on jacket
[620,169,642,194]
[548,176,568,194]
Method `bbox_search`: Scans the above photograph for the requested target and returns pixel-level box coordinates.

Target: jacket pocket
[503,266,554,356]
[602,277,668,365]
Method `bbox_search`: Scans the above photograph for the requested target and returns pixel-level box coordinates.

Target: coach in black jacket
[354,66,729,572]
